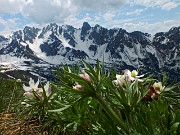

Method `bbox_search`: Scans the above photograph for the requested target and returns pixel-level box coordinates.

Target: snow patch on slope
[57,33,72,48]
[27,30,47,59]
[73,30,93,57]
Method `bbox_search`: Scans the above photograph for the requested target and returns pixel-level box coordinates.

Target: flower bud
[80,71,91,82]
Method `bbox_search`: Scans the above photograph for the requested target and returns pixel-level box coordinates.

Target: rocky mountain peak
[0,23,179,81]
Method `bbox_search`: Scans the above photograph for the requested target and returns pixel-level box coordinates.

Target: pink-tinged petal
[124,69,131,76]
[35,93,43,100]
[73,83,83,90]
[84,73,91,82]
[80,71,91,82]
[34,79,40,88]
[23,84,31,92]
[35,88,43,93]
[113,80,119,85]
[24,92,34,99]
[47,88,52,96]
[29,78,35,88]
[124,70,133,82]
[44,81,51,96]
[44,81,50,91]
[116,74,123,80]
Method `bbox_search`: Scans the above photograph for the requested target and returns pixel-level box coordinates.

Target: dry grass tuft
[0,113,48,135]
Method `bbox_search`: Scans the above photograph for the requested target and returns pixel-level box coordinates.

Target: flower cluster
[113,69,144,86]
[144,82,165,100]
[22,78,51,100]
[113,69,165,101]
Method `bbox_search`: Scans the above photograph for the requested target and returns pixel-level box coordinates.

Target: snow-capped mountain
[0,22,179,81]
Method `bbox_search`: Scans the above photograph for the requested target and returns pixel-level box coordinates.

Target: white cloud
[0,17,18,31]
[161,2,178,10]
[129,0,179,10]
[0,17,16,27]
[126,9,144,15]
[63,15,103,28]
[103,11,116,21]
[20,0,125,25]
[0,0,179,35]
[64,16,93,28]
[71,0,125,10]
[122,20,180,34]
[0,17,7,25]
[22,0,75,24]
[94,16,101,22]
[0,0,126,25]
[0,0,26,13]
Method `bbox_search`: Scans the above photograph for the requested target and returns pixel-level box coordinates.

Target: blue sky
[0,0,179,34]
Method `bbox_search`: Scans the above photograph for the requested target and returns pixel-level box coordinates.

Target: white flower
[113,69,144,86]
[124,69,134,81]
[23,78,40,99]
[131,70,138,77]
[153,82,165,93]
[23,91,34,99]
[113,74,126,85]
[124,69,144,82]
[23,78,39,92]
[23,78,51,100]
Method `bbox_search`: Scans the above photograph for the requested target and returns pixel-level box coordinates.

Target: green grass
[0,79,23,113]
[0,65,180,135]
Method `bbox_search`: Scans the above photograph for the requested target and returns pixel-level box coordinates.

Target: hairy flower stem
[95,94,129,134]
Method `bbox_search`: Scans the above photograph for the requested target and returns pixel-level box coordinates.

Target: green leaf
[83,60,97,77]
[164,85,177,92]
[96,59,101,81]
[48,105,71,112]
[170,122,180,133]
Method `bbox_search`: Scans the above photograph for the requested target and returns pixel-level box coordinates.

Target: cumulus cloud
[0,0,179,34]
[0,0,126,24]
[128,0,179,10]
[0,0,26,13]
[24,0,125,24]
[22,0,75,24]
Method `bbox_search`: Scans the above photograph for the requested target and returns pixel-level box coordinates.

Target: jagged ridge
[0,22,179,81]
